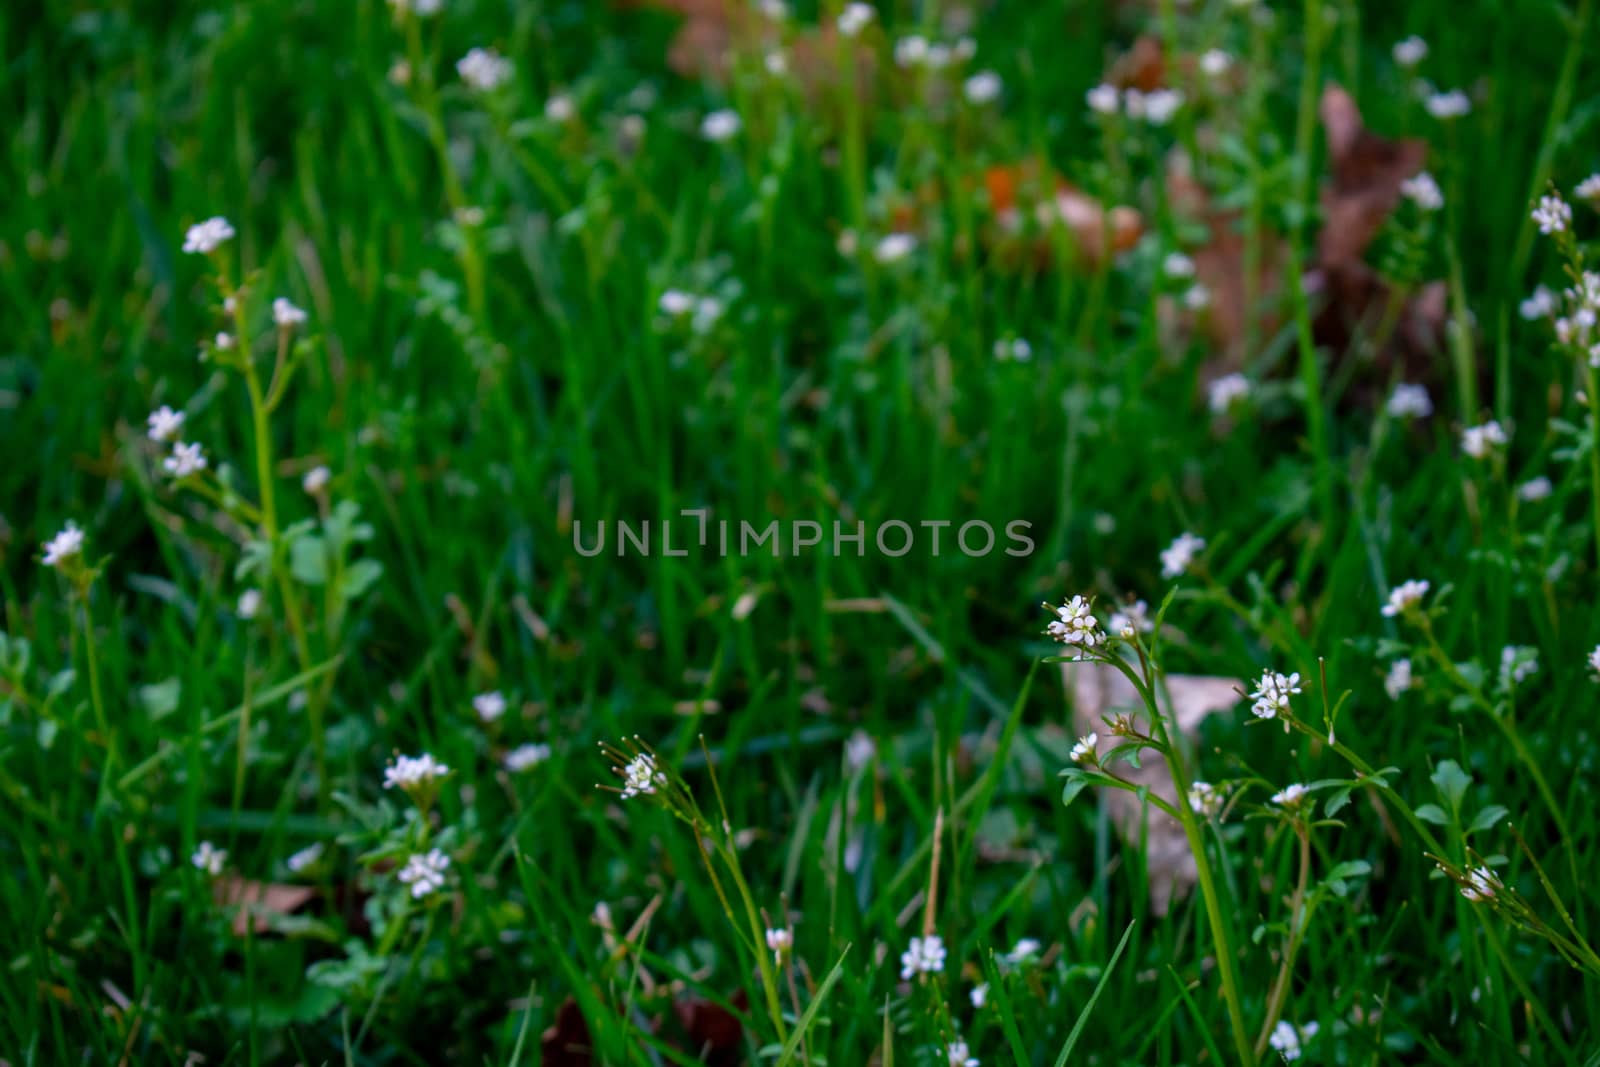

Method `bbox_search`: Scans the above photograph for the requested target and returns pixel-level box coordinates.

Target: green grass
[4,0,1600,1062]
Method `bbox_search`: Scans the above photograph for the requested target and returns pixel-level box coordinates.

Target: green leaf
[339,559,383,602]
[1415,803,1449,826]
[136,677,182,720]
[1053,920,1136,1067]
[1431,760,1471,812]
[290,535,328,586]
[1323,786,1354,817]
[1326,860,1372,883]
[1061,774,1091,809]
[1468,805,1508,834]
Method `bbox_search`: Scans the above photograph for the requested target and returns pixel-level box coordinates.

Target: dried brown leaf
[212,877,317,938]
[541,997,594,1066]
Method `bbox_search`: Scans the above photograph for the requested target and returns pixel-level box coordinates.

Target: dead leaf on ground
[213,877,317,938]
[1107,35,1165,92]
[670,990,747,1067]
[1064,661,1241,916]
[541,997,594,1066]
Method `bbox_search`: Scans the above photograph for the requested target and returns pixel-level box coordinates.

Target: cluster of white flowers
[1160,532,1205,579]
[1532,193,1572,235]
[700,109,741,143]
[992,337,1032,362]
[837,2,874,37]
[1200,49,1232,77]
[1207,373,1251,415]
[619,752,666,799]
[397,848,451,899]
[457,47,513,92]
[893,35,977,70]
[183,216,235,255]
[147,405,185,442]
[1386,382,1433,419]
[1520,285,1556,320]
[504,742,552,772]
[658,289,726,334]
[191,840,227,876]
[286,841,325,874]
[874,232,918,265]
[1392,35,1428,68]
[1516,476,1553,503]
[473,691,507,722]
[1424,89,1470,119]
[1249,670,1302,720]
[1589,644,1600,680]
[1498,645,1540,688]
[1069,732,1098,764]
[1269,1020,1319,1061]
[946,1039,979,1067]
[544,94,575,123]
[42,522,85,570]
[383,752,451,790]
[1460,420,1508,459]
[1271,782,1310,809]
[964,71,1002,105]
[1459,865,1499,903]
[1577,174,1600,203]
[1163,251,1195,280]
[1046,595,1105,656]
[1384,658,1415,700]
[1400,171,1444,212]
[899,934,946,979]
[1188,781,1224,817]
[1003,937,1042,967]
[272,297,307,329]
[765,926,793,963]
[969,982,988,1008]
[1381,579,1430,618]
[1085,84,1184,125]
[163,441,209,479]
[388,0,443,15]
[1108,599,1152,638]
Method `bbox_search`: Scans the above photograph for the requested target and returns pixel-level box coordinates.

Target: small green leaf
[137,677,182,720]
[1467,805,1508,834]
[1415,803,1449,826]
[339,559,383,602]
[1326,859,1372,882]
[1431,760,1471,812]
[1061,775,1091,809]
[290,536,328,585]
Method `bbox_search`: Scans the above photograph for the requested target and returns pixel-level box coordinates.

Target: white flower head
[1386,382,1433,419]
[1401,171,1444,212]
[473,690,508,722]
[1249,670,1302,720]
[899,934,946,979]
[1383,658,1415,700]
[894,35,929,68]
[1200,49,1232,77]
[1045,595,1105,657]
[1269,1020,1319,1061]
[389,0,443,15]
[397,848,451,899]
[1069,732,1098,764]
[545,94,575,123]
[764,51,789,76]
[504,742,552,772]
[1576,174,1600,204]
[42,523,85,570]
[1188,781,1224,817]
[183,217,235,255]
[1460,865,1499,903]
[1271,782,1311,809]
[659,289,694,317]
[1163,251,1196,279]
[383,752,451,791]
[1108,599,1153,637]
[1004,937,1043,967]
[970,983,988,1009]
[620,752,667,798]
[1141,88,1184,126]
[1183,283,1212,311]
[845,729,877,772]
[1208,373,1251,414]
[237,589,263,619]
[1516,476,1553,502]
[1498,645,1539,689]
[1588,644,1600,680]
[163,441,208,479]
[1381,578,1430,618]
[1393,35,1428,68]
[301,465,331,496]
[147,406,185,442]
[700,108,742,143]
[1425,89,1470,119]
[765,926,793,962]
[692,297,724,334]
[272,297,307,329]
[191,840,227,876]
[993,337,1032,362]
[1520,286,1556,320]
[964,71,1002,105]
[457,47,513,92]
[1532,194,1572,235]
[874,233,917,264]
[213,331,235,351]
[287,841,325,874]
[946,1039,979,1067]
[1160,532,1205,579]
[1461,420,1508,459]
[1086,83,1120,115]
[837,2,875,37]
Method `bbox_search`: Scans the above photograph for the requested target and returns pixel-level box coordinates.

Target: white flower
[182,217,235,255]
[1108,599,1153,637]
[1004,937,1042,966]
[1392,35,1428,68]
[1461,420,1508,459]
[1046,595,1105,655]
[1208,373,1251,414]
[764,51,788,76]
[1271,783,1310,809]
[946,1040,979,1067]
[301,465,331,495]
[473,691,508,722]
[213,331,235,351]
[1086,83,1120,115]
[964,71,1002,105]
[659,289,694,317]
[545,94,575,123]
[383,752,451,790]
[457,48,513,92]
[1401,171,1444,212]
[272,297,307,328]
[765,927,793,962]
[1381,579,1430,618]
[287,842,325,873]
[1200,49,1232,76]
[1141,89,1184,125]
[1531,194,1572,235]
[620,752,666,798]
[837,2,874,37]
[454,205,486,227]
[1425,89,1470,119]
[163,441,208,479]
[874,233,917,264]
[1588,644,1600,680]
[1269,1020,1319,1061]
[700,108,741,142]
[1519,286,1556,320]
[1577,174,1600,203]
[389,0,443,14]
[1498,645,1539,689]
[1249,670,1302,720]
[1069,732,1098,764]
[1460,865,1499,903]
[692,297,724,334]
[1383,658,1414,700]
[1517,476,1553,502]
[504,742,552,772]
[1183,284,1212,311]
[1160,532,1205,579]
[147,406,185,442]
[993,338,1032,362]
[237,589,263,619]
[970,983,988,1008]
[1188,781,1224,817]
[1163,251,1196,279]
[42,523,85,570]
[191,841,227,876]
[894,35,928,68]
[899,934,946,979]
[1386,382,1433,419]
[845,729,877,771]
[397,848,451,899]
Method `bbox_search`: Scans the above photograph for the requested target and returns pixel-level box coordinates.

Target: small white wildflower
[183,217,235,255]
[397,848,451,899]
[923,43,953,69]
[1401,171,1444,212]
[1046,595,1105,655]
[147,406,185,442]
[844,729,877,772]
[1459,865,1499,903]
[272,297,307,329]
[893,35,929,68]
[1160,532,1205,579]
[1517,476,1553,502]
[692,297,724,335]
[700,108,742,143]
[504,742,552,772]
[1108,599,1153,637]
[764,51,788,76]
[1188,781,1224,817]
[1249,670,1302,720]
[1461,420,1508,459]
[383,752,451,790]
[992,338,1032,362]
[1384,658,1414,700]
[1269,1020,1319,1061]
[213,331,236,351]
[287,842,325,874]
[946,1039,979,1067]
[970,983,988,1009]
[1425,89,1470,119]
[620,752,667,798]
[837,2,874,37]
[1531,194,1572,235]
[659,289,694,317]
[1576,174,1600,204]
[1005,937,1043,967]
[1588,644,1600,679]
[1519,286,1556,320]
[1200,49,1232,76]
[964,71,1002,105]
[874,233,917,264]
[1386,382,1433,419]
[1163,251,1196,279]
[301,465,331,496]
[544,94,575,123]
[1069,732,1098,764]
[1141,88,1184,125]
[389,0,443,14]
[1086,83,1120,115]
[765,927,793,963]
[1271,782,1310,809]
[163,441,208,479]
[899,934,946,979]
[1381,579,1430,618]
[457,48,513,92]
[1392,35,1428,68]
[191,841,227,876]
[1208,373,1251,414]
[1498,645,1539,688]
[1183,284,1212,311]
[758,0,788,18]
[473,691,508,723]
[237,589,263,619]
